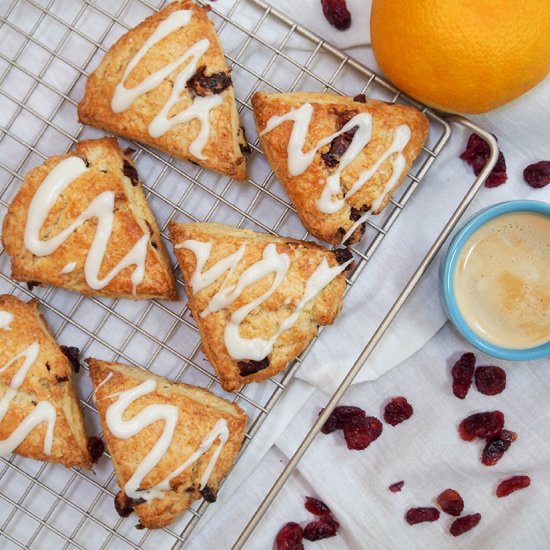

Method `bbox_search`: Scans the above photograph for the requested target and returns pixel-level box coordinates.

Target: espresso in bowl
[441,201,550,360]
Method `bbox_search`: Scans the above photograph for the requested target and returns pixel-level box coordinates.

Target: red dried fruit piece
[458,411,504,441]
[524,161,550,188]
[450,513,481,537]
[460,133,507,188]
[383,396,413,426]
[496,475,531,497]
[321,0,351,30]
[303,515,340,541]
[389,481,404,493]
[405,507,440,525]
[451,352,476,399]
[320,405,365,434]
[481,429,517,466]
[436,488,464,516]
[343,415,383,450]
[474,365,506,396]
[304,496,331,516]
[276,522,304,550]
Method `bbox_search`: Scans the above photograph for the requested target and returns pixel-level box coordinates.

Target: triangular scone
[169,222,352,392]
[252,92,429,245]
[0,295,98,469]
[2,138,178,300]
[88,359,247,529]
[78,1,248,180]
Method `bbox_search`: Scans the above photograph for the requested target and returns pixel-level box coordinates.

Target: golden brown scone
[169,222,351,392]
[78,1,248,180]
[2,138,178,300]
[0,295,97,469]
[252,92,429,245]
[88,358,247,529]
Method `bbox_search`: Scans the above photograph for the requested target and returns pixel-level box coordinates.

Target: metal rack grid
[0,0,471,547]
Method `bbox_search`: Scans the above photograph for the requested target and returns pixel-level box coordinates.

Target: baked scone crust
[88,358,247,529]
[169,222,349,392]
[252,92,429,245]
[2,138,178,300]
[78,1,248,180]
[0,295,93,469]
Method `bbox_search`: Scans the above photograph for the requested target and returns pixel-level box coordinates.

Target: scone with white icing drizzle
[0,295,101,469]
[169,222,352,391]
[78,1,248,180]
[253,92,429,245]
[88,359,247,529]
[2,138,177,300]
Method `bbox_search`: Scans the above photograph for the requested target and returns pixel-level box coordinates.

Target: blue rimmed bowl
[440,200,550,361]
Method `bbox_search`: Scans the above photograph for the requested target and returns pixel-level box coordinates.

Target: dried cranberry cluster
[451,353,506,399]
[275,497,340,550]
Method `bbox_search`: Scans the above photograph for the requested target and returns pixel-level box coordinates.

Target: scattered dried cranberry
[321,0,351,30]
[451,352,476,399]
[481,429,517,466]
[303,515,340,541]
[458,411,504,441]
[475,365,506,396]
[343,415,383,450]
[320,405,365,434]
[405,507,440,525]
[388,481,404,493]
[383,396,413,426]
[436,488,464,517]
[496,475,531,497]
[523,161,550,188]
[450,513,481,537]
[460,133,507,188]
[304,496,331,516]
[276,522,304,550]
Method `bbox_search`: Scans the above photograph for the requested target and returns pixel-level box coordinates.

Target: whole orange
[370,0,550,114]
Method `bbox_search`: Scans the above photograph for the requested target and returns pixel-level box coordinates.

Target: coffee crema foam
[454,212,550,349]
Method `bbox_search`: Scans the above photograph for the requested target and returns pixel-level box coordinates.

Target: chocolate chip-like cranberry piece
[60,345,81,373]
[114,491,145,518]
[353,93,366,103]
[237,357,269,376]
[87,436,104,462]
[122,160,139,186]
[187,66,232,96]
[200,485,217,502]
[334,247,353,266]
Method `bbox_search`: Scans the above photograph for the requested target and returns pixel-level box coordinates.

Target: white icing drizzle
[103,378,229,501]
[23,157,149,294]
[111,9,223,159]
[0,311,14,331]
[59,261,77,275]
[260,104,411,214]
[179,240,350,361]
[92,372,113,403]
[0,342,56,457]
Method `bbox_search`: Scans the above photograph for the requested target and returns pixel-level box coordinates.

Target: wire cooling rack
[0,0,497,548]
